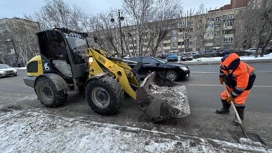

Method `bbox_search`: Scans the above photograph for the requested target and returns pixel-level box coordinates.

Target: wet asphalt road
[0,62,272,147]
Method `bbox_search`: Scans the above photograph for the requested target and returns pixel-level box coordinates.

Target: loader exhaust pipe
[136,72,190,122]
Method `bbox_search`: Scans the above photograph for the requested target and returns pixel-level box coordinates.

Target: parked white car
[244,48,262,54]
[0,64,17,77]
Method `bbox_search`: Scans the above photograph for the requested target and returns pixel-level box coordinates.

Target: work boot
[233,106,245,126]
[216,101,230,114]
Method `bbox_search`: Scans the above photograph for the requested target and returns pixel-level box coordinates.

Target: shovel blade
[234,131,266,146]
[136,72,190,121]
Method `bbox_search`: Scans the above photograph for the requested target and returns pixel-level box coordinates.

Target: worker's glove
[226,95,234,103]
[219,77,224,85]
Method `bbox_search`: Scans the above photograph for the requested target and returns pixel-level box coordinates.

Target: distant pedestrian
[216,53,256,126]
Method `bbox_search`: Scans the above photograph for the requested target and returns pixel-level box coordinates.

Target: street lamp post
[111,9,124,57]
[5,37,18,66]
[6,38,16,54]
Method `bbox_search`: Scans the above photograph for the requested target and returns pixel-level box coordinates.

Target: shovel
[223,82,266,146]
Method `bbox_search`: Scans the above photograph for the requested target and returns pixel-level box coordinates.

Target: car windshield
[151,56,167,63]
[0,64,11,69]
[65,33,88,56]
[168,53,177,56]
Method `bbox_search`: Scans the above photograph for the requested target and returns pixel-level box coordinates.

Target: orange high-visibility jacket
[219,53,256,98]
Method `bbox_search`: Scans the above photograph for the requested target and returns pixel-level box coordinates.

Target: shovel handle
[223,83,243,124]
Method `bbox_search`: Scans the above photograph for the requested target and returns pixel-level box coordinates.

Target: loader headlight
[180,66,188,71]
[88,57,94,66]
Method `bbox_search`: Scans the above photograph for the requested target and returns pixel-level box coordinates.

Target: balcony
[204,43,214,47]
[162,46,171,50]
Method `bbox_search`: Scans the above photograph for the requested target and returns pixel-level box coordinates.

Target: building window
[178,42,182,46]
[215,24,221,29]
[164,43,170,47]
[178,20,186,27]
[205,32,213,37]
[223,14,234,20]
[214,31,220,37]
[172,42,177,47]
[207,22,214,29]
[215,17,221,23]
[172,37,177,41]
[224,37,233,44]
[224,20,234,27]
[178,34,183,39]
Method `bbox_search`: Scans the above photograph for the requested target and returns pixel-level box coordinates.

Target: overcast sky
[0,0,230,19]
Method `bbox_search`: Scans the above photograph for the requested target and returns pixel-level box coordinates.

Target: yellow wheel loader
[23,28,190,121]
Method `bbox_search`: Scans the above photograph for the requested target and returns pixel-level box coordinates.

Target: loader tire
[85,76,124,116]
[35,77,67,108]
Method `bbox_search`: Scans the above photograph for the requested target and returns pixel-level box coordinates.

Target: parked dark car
[0,64,17,77]
[195,50,217,58]
[126,56,190,81]
[157,54,167,59]
[265,46,272,54]
[218,49,232,56]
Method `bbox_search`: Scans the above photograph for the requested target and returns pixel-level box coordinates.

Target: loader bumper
[136,72,190,121]
[23,76,36,88]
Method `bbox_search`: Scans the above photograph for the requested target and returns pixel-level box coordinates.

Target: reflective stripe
[234,103,245,107]
[232,91,239,97]
[235,86,245,91]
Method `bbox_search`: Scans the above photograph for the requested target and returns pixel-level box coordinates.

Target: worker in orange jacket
[216,53,256,125]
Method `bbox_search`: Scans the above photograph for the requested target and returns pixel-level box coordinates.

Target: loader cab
[37,28,89,79]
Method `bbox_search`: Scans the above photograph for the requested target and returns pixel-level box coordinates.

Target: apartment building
[95,0,268,56]
[158,0,248,54]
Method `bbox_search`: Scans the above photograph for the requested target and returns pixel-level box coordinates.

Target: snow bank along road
[0,108,271,153]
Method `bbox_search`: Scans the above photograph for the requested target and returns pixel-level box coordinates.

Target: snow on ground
[0,109,271,153]
[187,53,272,63]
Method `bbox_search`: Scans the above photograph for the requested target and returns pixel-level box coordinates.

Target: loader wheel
[165,70,178,81]
[35,77,67,108]
[85,76,124,116]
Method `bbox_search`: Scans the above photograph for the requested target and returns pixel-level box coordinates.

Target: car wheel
[164,70,178,81]
[14,72,17,76]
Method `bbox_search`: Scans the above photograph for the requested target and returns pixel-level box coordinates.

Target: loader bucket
[136,72,190,122]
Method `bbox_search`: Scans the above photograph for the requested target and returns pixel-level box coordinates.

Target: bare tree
[254,0,272,57]
[25,0,92,32]
[237,0,272,57]
[123,0,182,56]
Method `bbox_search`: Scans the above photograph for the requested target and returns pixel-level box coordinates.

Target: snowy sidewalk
[0,109,271,153]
